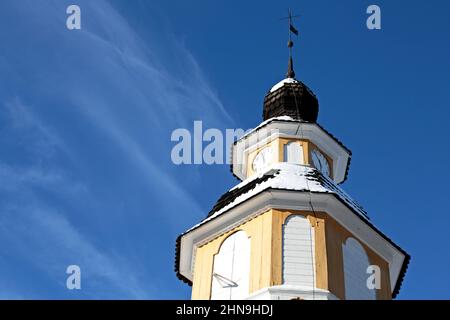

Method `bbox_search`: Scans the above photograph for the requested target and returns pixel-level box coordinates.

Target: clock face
[252,147,273,174]
[311,149,330,177]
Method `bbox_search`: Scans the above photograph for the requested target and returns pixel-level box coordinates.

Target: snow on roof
[270,77,299,92]
[185,163,368,233]
[236,115,297,143]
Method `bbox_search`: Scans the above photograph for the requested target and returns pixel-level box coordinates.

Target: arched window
[342,237,377,300]
[284,142,304,164]
[282,215,315,287]
[211,231,250,300]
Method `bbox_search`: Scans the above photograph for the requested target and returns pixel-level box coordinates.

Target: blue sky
[0,0,449,299]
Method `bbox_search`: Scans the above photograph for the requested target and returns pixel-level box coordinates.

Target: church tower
[175,15,409,300]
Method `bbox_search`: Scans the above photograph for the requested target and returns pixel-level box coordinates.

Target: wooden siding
[191,208,391,300]
[282,215,315,286]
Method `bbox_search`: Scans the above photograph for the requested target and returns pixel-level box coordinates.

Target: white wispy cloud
[45,0,233,222]
[0,98,153,298]
[0,0,233,299]
[0,203,153,299]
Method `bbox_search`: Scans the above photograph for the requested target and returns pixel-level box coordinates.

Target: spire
[286,54,295,78]
[285,9,299,79]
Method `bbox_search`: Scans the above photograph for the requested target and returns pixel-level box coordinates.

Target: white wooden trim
[246,285,339,300]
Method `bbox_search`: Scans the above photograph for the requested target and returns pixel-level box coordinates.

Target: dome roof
[269,77,299,92]
[263,77,319,122]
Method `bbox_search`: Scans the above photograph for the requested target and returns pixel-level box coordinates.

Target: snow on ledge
[186,163,368,233]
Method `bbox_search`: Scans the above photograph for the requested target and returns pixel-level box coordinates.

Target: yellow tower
[175,24,409,300]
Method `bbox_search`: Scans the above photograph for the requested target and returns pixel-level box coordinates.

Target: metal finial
[282,9,299,79]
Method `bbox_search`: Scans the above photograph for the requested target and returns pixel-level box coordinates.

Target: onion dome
[263,76,319,122]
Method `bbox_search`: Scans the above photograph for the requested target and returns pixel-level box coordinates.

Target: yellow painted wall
[191,209,274,300]
[191,208,391,300]
[325,216,392,300]
[270,209,329,290]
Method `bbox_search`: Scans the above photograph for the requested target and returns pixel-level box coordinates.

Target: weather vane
[280,9,300,78]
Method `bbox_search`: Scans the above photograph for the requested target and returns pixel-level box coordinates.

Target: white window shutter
[211,240,234,299]
[229,232,250,299]
[342,237,377,300]
[282,215,315,287]
[284,142,304,164]
[211,231,250,300]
